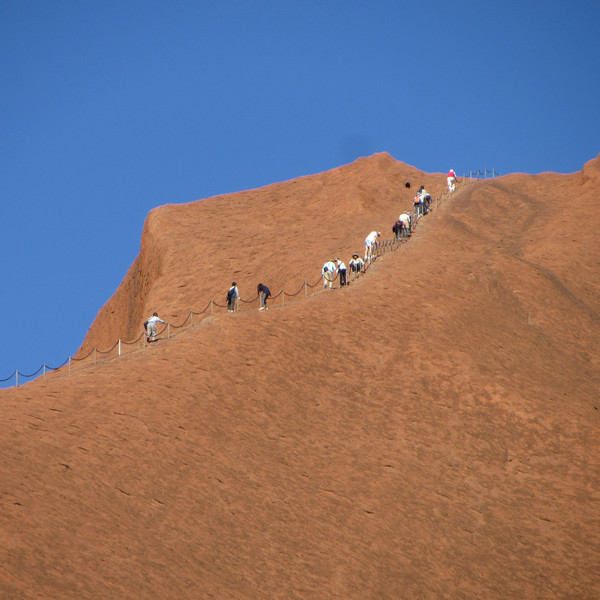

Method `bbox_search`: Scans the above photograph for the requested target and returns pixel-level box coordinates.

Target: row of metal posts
[468,168,499,179]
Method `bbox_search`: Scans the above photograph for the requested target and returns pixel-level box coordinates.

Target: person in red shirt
[447,169,457,193]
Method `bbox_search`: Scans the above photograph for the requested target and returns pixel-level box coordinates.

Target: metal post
[190,311,193,327]
[282,291,285,307]
[167,323,171,339]
[94,348,97,365]
[69,357,71,375]
[304,281,308,299]
[118,339,122,356]
[43,364,46,381]
[15,370,18,387]
[211,299,214,317]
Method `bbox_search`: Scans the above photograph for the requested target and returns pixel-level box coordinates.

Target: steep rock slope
[1,154,599,599]
[77,153,440,353]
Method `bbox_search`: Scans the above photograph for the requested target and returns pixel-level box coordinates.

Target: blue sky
[1,0,599,386]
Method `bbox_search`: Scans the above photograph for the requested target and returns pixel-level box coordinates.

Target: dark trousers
[339,268,347,286]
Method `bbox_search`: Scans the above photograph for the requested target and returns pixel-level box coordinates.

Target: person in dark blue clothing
[257,283,271,310]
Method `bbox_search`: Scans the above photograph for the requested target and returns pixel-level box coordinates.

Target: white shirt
[322,261,337,275]
[147,315,165,324]
[365,231,379,246]
[399,213,410,225]
[349,257,364,267]
[336,260,346,271]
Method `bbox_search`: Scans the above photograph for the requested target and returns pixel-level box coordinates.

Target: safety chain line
[2,172,488,387]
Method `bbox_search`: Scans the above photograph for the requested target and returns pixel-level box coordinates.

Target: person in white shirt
[335,258,347,287]
[145,312,166,343]
[398,212,411,238]
[226,282,240,312]
[322,259,337,289]
[419,186,432,212]
[364,231,380,263]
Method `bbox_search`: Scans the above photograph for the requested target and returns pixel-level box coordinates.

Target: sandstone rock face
[1,153,599,599]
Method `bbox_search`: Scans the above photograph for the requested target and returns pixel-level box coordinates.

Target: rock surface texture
[1,153,599,599]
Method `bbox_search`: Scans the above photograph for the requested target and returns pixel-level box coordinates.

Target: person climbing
[257,282,271,310]
[322,259,337,289]
[419,185,432,212]
[226,282,239,312]
[364,231,380,263]
[413,192,424,217]
[399,212,412,238]
[349,253,365,274]
[335,258,347,287]
[145,312,166,343]
[447,169,457,193]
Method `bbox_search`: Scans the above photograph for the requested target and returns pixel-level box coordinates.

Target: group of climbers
[393,212,413,240]
[226,282,271,312]
[320,171,461,291]
[143,281,272,341]
[413,185,432,217]
[145,170,459,337]
[322,258,349,290]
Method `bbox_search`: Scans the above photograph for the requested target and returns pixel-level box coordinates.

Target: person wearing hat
[364,231,380,264]
[335,258,347,287]
[322,259,337,289]
[349,253,365,274]
[145,312,166,343]
[226,282,240,312]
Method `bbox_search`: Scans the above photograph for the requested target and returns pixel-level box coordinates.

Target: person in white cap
[364,231,380,263]
[145,312,166,343]
[447,169,457,193]
[322,259,337,289]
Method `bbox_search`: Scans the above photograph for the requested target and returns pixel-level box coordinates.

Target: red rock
[1,153,598,599]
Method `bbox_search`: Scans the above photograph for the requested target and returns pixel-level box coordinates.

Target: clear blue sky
[1,0,599,386]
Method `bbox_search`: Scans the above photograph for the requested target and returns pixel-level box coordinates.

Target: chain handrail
[0,370,17,383]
